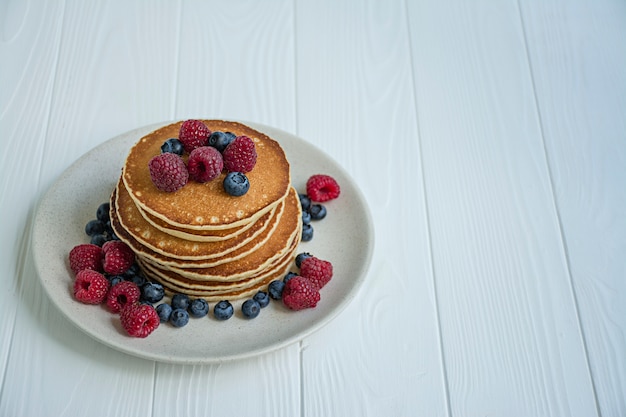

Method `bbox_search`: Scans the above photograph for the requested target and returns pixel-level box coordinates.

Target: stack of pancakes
[109,120,302,301]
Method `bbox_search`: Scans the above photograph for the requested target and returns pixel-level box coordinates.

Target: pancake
[110,119,303,301]
[137,234,299,301]
[122,120,291,231]
[136,203,254,242]
[151,188,301,281]
[124,187,301,280]
[113,178,284,263]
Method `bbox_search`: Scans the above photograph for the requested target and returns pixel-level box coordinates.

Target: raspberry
[69,243,104,275]
[148,153,189,192]
[300,256,333,290]
[306,174,341,202]
[222,136,257,173]
[187,146,224,183]
[282,276,321,311]
[102,240,135,275]
[120,303,160,338]
[106,281,141,313]
[73,270,110,304]
[179,119,210,153]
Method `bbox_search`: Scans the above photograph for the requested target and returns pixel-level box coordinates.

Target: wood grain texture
[153,352,300,417]
[407,0,599,415]
[296,0,448,415]
[42,0,179,174]
[175,0,296,132]
[0,0,65,402]
[0,1,179,414]
[519,0,626,415]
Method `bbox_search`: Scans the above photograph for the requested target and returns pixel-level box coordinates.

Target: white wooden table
[1,1,624,416]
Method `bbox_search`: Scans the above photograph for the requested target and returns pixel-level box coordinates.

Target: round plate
[31,121,374,364]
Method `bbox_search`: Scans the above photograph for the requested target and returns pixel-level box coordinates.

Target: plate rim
[31,119,375,364]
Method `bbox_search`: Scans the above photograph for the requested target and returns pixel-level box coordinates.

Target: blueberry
[156,303,173,322]
[90,233,107,246]
[302,210,311,225]
[105,220,115,236]
[170,308,189,327]
[189,298,209,318]
[223,172,250,197]
[253,291,270,308]
[85,219,105,236]
[283,271,297,283]
[208,131,235,152]
[242,299,261,319]
[268,280,285,300]
[161,138,184,155]
[309,204,327,220]
[171,293,191,310]
[295,252,312,268]
[141,282,165,304]
[108,275,124,286]
[96,202,110,222]
[123,263,141,279]
[301,223,314,241]
[213,300,234,320]
[129,274,147,287]
[298,193,311,211]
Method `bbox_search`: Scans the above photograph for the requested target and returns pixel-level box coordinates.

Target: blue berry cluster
[84,202,119,246]
[155,293,216,327]
[153,289,275,325]
[85,202,150,287]
[298,193,327,242]
[208,131,236,152]
[237,290,270,320]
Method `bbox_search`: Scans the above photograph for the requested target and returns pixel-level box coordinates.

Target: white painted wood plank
[407,0,599,415]
[153,351,301,417]
[174,0,296,132]
[0,0,66,406]
[153,1,301,416]
[295,1,448,415]
[1,1,180,415]
[519,1,626,415]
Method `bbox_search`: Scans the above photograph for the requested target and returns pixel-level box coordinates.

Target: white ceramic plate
[32,121,374,364]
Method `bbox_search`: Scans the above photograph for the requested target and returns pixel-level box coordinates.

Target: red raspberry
[69,243,104,275]
[73,270,110,304]
[188,146,224,182]
[222,136,257,173]
[102,240,135,275]
[306,174,341,202]
[148,153,189,192]
[282,276,321,311]
[300,256,333,290]
[106,281,141,313]
[120,303,160,338]
[179,119,210,153]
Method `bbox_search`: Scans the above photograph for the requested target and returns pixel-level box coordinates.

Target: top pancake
[122,120,291,231]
